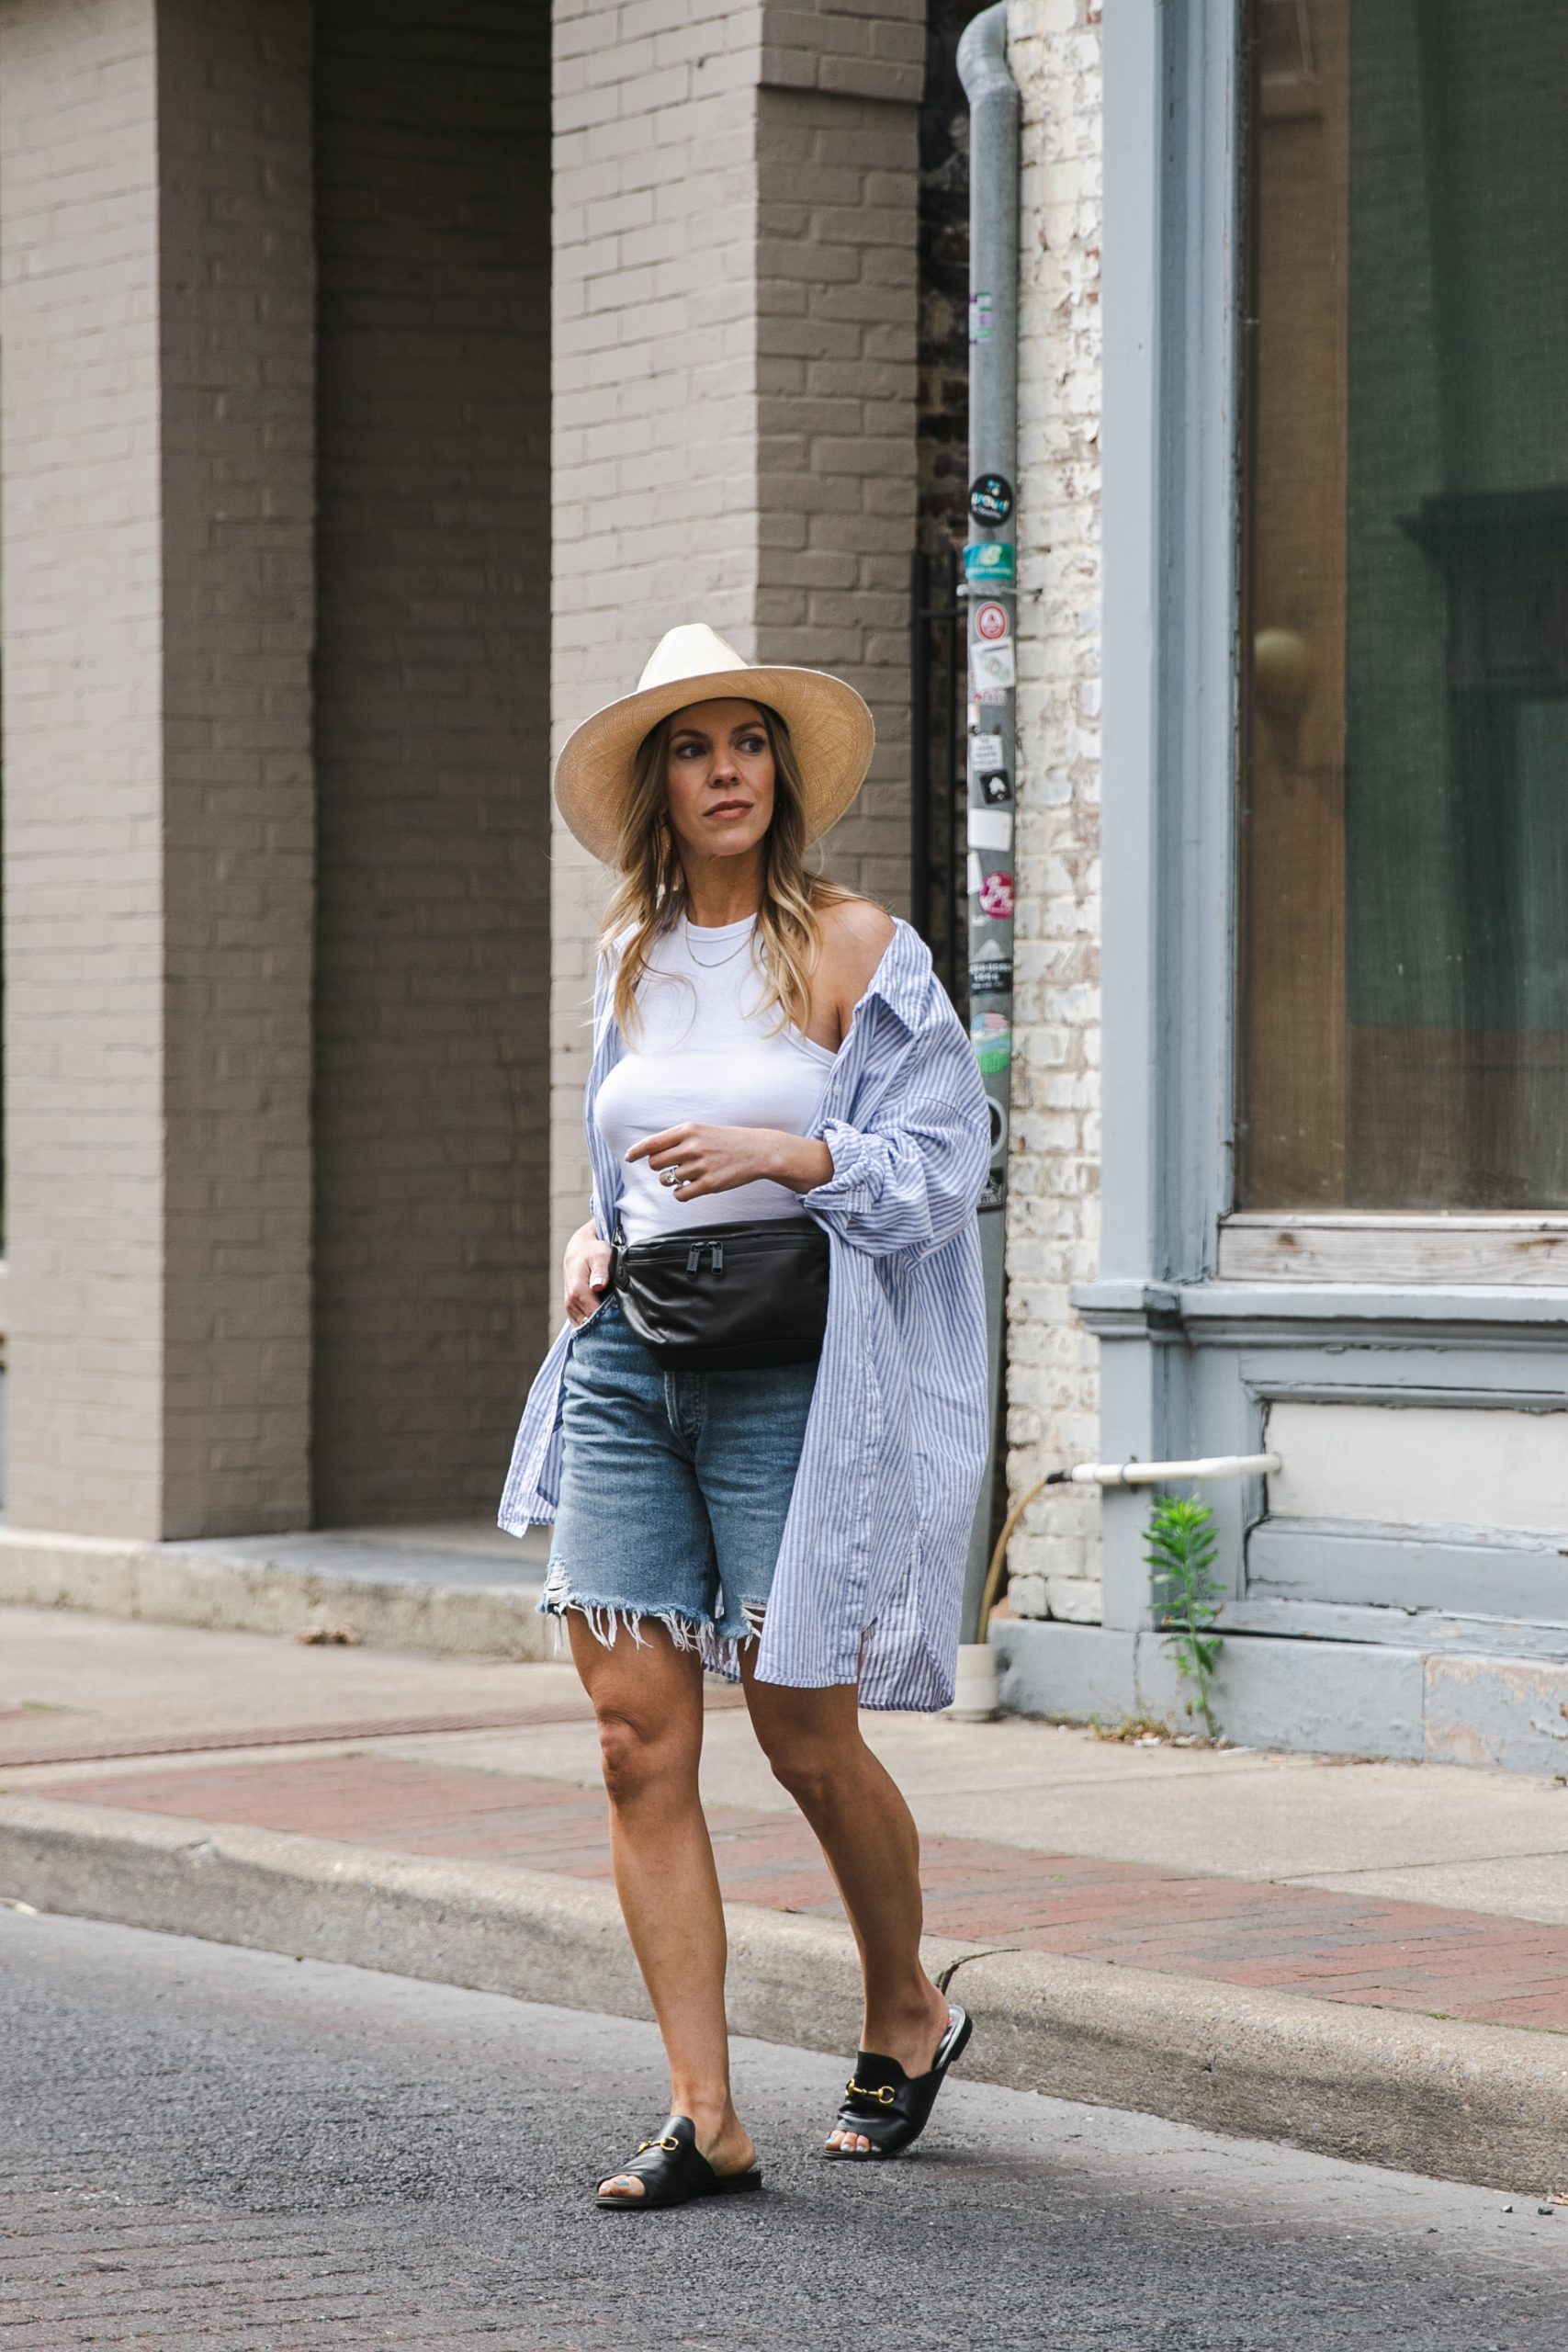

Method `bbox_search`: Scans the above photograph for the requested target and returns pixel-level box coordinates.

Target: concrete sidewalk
[5,1605,1568,2193]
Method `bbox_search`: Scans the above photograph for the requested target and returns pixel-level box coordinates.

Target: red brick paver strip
[0,1702,597,1771]
[31,1752,1568,2036]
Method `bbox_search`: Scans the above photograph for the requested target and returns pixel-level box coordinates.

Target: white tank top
[594,914,837,1243]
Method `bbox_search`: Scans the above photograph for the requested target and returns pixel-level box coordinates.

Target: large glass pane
[1238,0,1568,1210]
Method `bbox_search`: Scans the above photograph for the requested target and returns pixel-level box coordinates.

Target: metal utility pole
[956,3,1020,1650]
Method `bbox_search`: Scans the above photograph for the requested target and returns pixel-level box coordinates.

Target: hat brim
[553,664,875,865]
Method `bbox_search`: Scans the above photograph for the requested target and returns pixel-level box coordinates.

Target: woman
[500,623,991,2210]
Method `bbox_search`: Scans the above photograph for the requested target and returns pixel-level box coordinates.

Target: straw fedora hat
[553,623,875,865]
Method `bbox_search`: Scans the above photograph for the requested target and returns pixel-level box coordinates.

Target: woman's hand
[564,1220,613,1325]
[626,1124,834,1202]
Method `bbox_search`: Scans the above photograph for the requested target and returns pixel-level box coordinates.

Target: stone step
[0,1521,552,1659]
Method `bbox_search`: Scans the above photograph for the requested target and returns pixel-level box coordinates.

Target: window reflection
[1238,0,1568,1210]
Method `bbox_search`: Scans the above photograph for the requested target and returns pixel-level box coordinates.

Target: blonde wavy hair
[600,702,852,1042]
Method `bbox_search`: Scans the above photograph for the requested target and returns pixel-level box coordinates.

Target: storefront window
[1237,0,1568,1210]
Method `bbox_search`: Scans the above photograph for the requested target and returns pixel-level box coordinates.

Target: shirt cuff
[804,1119,874,1214]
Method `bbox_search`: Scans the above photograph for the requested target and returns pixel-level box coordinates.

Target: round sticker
[974,601,1010,643]
[978,869,1014,922]
[968,472,1014,526]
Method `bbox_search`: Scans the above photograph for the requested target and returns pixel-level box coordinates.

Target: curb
[3,1792,1565,2194]
[0,1528,551,1661]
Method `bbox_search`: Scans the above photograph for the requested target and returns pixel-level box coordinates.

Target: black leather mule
[595,2114,763,2211]
[823,2003,973,2159]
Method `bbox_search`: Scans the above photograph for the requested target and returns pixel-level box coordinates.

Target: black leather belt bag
[610,1217,829,1373]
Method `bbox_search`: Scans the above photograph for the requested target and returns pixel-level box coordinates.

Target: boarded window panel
[1238,0,1568,1211]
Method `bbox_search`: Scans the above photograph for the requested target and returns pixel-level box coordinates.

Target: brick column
[549,0,923,1283]
[754,4,923,908]
[0,0,315,1539]
[310,1,552,1523]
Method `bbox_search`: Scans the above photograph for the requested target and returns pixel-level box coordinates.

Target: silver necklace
[683,917,757,970]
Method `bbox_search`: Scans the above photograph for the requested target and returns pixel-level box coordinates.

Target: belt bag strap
[611,1217,829,1374]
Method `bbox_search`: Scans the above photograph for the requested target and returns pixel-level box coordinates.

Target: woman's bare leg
[740,1661,951,2154]
[568,1615,756,2195]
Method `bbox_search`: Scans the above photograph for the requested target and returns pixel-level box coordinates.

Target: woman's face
[662,698,775,866]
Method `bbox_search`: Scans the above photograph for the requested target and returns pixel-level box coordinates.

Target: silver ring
[660,1167,681,1189]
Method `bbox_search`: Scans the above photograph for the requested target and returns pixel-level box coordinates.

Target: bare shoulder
[817,894,895,975]
[815,896,896,1035]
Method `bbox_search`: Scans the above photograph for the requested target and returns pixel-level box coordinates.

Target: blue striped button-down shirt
[498,916,991,1712]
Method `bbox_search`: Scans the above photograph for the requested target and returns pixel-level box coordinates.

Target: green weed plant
[1145,1496,1224,1740]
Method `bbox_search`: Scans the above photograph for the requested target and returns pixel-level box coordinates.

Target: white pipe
[1067,1452,1281,1488]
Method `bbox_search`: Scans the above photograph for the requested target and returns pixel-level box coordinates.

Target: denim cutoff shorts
[542,1292,819,1665]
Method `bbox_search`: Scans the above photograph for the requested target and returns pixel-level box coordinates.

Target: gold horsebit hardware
[634,2135,682,2154]
[844,2078,897,2104]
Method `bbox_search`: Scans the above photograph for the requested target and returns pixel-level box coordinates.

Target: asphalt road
[2,1908,1564,2351]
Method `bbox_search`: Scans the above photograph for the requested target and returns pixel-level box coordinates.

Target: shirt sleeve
[803,1011,990,1260]
[587,947,620,1245]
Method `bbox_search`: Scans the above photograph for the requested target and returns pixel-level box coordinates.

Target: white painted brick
[1002,0,1104,1620]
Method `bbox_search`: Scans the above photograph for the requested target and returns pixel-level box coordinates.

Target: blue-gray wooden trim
[1075,1276,1568,1340]
[1098,0,1164,1286]
[1245,1519,1568,1629]
[1224,1597,1568,1662]
[1247,1381,1568,1412]
[1093,0,1242,1627]
[1231,1340,1568,1418]
[1100,0,1240,1293]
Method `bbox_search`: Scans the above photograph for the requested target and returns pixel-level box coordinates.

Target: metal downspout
[957,2,1020,1649]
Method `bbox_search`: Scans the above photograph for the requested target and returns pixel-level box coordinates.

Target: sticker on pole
[970,732,1004,771]
[974,601,1010,643]
[969,292,994,346]
[968,807,1012,852]
[970,947,1013,996]
[970,641,1016,694]
[970,1010,1012,1076]
[978,770,1012,806]
[977,868,1014,922]
[968,473,1014,526]
[964,541,1014,586]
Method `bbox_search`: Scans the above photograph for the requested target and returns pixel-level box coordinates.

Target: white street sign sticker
[968,807,1012,851]
[970,641,1016,691]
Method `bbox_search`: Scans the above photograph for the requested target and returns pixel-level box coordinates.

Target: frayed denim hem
[538,1566,763,1680]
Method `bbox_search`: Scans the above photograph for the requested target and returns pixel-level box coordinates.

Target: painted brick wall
[755,81,919,911]
[549,0,922,1285]
[0,0,166,1535]
[1002,0,1105,1623]
[0,0,316,1540]
[550,0,767,1281]
[312,0,552,1521]
[158,0,316,1535]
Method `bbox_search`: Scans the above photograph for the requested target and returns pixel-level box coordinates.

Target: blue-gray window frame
[1076,0,1568,1649]
[1098,0,1241,1306]
[1066,0,1245,1632]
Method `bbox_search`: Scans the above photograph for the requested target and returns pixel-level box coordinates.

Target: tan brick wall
[312,0,552,1522]
[550,0,766,1278]
[1003,0,1105,1621]
[159,0,315,1536]
[755,79,919,911]
[549,0,921,1286]
[0,0,316,1540]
